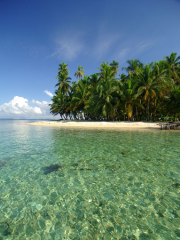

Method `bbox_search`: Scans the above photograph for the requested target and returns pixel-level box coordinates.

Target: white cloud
[44,90,53,98]
[135,40,156,55]
[0,96,57,119]
[30,99,51,115]
[113,48,130,62]
[94,34,121,59]
[111,39,157,64]
[50,32,85,61]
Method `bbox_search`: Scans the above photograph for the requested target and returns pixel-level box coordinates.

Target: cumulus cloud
[0,96,57,119]
[30,99,51,115]
[44,90,53,98]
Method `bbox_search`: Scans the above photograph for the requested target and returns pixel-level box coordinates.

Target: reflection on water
[0,120,180,239]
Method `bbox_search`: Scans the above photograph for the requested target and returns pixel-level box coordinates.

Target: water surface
[0,120,180,239]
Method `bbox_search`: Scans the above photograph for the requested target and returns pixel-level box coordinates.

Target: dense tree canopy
[50,52,180,121]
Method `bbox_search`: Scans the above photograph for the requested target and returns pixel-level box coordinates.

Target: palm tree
[152,61,174,120]
[164,52,180,84]
[122,59,143,77]
[97,62,117,82]
[50,55,180,121]
[121,78,142,120]
[119,73,127,83]
[57,62,69,76]
[88,73,99,88]
[55,63,71,95]
[50,91,71,119]
[74,65,85,79]
[89,80,118,120]
[110,60,119,73]
[166,85,180,120]
[88,62,119,120]
[136,63,169,121]
[55,72,71,95]
[71,75,89,119]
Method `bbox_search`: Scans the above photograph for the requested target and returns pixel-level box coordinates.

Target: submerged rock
[71,163,78,167]
[79,168,92,171]
[171,183,180,188]
[0,222,8,235]
[0,222,11,236]
[0,161,6,168]
[175,229,180,237]
[157,211,164,217]
[42,164,62,174]
[172,210,179,218]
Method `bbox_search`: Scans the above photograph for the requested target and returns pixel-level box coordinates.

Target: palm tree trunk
[147,99,150,121]
[139,99,142,121]
[153,98,156,122]
[135,107,138,121]
[131,106,134,121]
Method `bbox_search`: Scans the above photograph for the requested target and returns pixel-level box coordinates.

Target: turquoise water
[0,120,180,239]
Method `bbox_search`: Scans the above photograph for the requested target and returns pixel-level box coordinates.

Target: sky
[0,0,180,119]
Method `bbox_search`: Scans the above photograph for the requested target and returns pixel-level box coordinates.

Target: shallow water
[0,120,180,239]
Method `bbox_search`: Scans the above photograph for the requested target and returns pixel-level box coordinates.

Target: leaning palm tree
[74,65,85,79]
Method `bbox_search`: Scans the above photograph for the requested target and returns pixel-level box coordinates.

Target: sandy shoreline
[28,121,162,129]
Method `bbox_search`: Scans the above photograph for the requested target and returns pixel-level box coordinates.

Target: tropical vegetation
[50,53,180,121]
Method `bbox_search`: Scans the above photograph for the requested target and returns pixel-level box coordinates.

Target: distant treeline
[50,52,180,121]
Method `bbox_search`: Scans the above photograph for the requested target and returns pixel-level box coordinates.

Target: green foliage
[164,52,180,84]
[50,53,180,121]
[55,62,71,95]
[74,65,85,79]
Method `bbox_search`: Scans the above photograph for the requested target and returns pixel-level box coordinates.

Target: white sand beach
[29,121,162,129]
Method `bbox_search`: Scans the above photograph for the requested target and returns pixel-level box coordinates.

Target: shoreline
[28,121,162,129]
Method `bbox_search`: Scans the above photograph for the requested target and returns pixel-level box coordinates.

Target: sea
[0,120,180,239]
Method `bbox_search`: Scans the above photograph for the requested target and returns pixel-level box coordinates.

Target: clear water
[0,120,180,239]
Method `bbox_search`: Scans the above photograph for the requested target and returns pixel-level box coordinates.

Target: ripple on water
[0,121,180,239]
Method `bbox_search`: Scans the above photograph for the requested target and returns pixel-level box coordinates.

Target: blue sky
[0,0,180,118]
